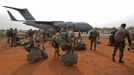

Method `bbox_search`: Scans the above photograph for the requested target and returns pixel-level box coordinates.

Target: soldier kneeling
[74,36,86,50]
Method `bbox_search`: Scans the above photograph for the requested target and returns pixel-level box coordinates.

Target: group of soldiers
[88,23,133,63]
[5,27,80,65]
[107,23,133,63]
[111,23,132,63]
[5,23,133,65]
[25,28,80,65]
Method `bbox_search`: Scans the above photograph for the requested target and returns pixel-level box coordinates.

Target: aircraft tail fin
[7,10,17,21]
[3,6,35,20]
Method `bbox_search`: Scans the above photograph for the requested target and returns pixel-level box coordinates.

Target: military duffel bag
[60,42,72,51]
[24,44,31,52]
[75,42,86,50]
[27,47,48,64]
[61,51,78,66]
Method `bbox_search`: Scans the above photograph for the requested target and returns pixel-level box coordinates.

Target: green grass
[0,32,6,37]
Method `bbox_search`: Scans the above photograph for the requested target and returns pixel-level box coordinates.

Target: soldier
[53,31,60,59]
[9,28,17,47]
[45,30,50,42]
[6,29,10,44]
[27,29,34,40]
[112,23,132,63]
[67,28,75,48]
[9,28,14,47]
[74,31,86,50]
[108,27,117,46]
[13,28,18,47]
[77,31,82,42]
[47,28,56,43]
[33,29,46,50]
[39,29,46,49]
[89,28,100,50]
[33,30,41,48]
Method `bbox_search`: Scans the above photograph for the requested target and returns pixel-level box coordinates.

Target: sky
[0,0,134,29]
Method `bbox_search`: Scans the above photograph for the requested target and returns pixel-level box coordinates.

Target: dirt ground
[0,36,134,75]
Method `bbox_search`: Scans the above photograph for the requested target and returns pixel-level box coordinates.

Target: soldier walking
[112,23,132,63]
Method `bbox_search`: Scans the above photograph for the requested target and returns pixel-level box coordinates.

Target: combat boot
[119,54,124,63]
[119,57,124,63]
[119,60,124,63]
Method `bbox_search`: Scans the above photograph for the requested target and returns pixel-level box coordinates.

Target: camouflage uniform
[52,30,72,59]
[39,29,46,49]
[33,30,39,47]
[27,29,34,40]
[68,29,75,48]
[108,28,117,46]
[13,28,17,47]
[89,28,100,50]
[6,29,10,44]
[52,32,60,59]
[112,24,132,63]
[9,28,14,47]
[76,31,82,43]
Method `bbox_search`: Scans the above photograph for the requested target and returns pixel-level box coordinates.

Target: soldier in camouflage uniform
[13,28,18,47]
[33,29,46,50]
[51,28,71,60]
[108,28,117,46]
[9,28,14,47]
[67,28,75,49]
[89,28,100,51]
[27,29,34,41]
[112,23,132,63]
[6,29,10,44]
[40,29,46,49]
[53,31,60,59]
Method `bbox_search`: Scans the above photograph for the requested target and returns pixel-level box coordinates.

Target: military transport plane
[3,6,92,32]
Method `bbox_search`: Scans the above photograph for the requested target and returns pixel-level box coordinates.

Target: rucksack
[61,50,78,66]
